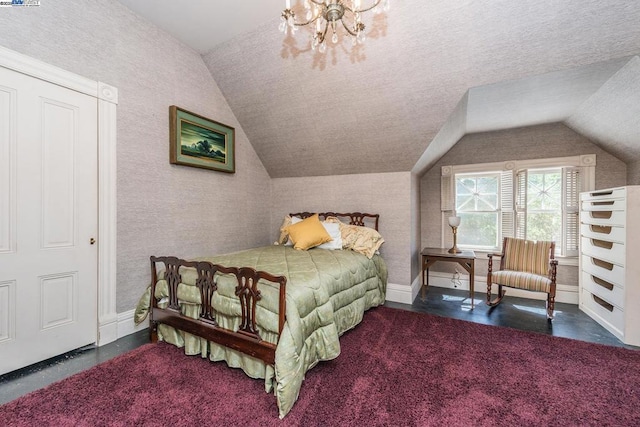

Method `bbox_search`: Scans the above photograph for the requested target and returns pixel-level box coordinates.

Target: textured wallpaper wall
[0,0,272,311]
[628,161,640,185]
[271,172,413,286]
[410,173,421,282]
[420,123,627,290]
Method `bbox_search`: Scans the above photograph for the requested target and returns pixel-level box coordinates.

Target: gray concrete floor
[0,329,149,405]
[386,286,634,348]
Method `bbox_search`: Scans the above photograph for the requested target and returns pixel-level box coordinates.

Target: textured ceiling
[120,0,640,178]
[116,0,283,53]
[464,58,630,134]
[566,56,640,164]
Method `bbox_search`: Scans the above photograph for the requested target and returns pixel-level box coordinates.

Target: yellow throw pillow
[285,213,332,250]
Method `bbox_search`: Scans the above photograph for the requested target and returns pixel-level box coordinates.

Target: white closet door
[0,66,98,375]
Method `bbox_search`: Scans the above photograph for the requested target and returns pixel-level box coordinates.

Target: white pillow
[284,216,303,246]
[316,222,342,250]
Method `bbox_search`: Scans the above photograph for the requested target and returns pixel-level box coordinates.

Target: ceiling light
[279,0,390,53]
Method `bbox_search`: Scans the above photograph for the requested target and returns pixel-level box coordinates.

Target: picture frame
[169,105,235,173]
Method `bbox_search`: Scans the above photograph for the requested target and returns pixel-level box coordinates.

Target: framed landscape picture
[169,105,235,173]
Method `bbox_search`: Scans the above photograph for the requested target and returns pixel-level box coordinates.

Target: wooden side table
[421,247,476,309]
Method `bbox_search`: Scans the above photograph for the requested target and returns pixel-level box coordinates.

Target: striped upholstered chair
[486,237,558,319]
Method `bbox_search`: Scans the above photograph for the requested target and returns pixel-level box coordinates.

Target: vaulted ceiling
[117,0,640,178]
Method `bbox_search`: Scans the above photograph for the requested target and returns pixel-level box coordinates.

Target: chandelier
[279,0,390,53]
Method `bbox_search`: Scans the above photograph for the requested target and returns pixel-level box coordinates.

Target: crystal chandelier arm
[288,1,324,27]
[320,20,329,41]
[294,14,321,27]
[340,18,358,36]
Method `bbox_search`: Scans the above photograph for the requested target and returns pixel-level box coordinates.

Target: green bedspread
[139,245,387,418]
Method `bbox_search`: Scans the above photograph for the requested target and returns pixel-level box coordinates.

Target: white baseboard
[426,271,578,305]
[98,314,118,346]
[118,308,150,337]
[386,277,421,304]
[98,309,148,347]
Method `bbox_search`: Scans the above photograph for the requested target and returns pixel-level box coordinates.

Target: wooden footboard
[149,212,378,369]
[149,256,287,365]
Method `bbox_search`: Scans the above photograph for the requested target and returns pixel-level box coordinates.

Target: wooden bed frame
[149,212,380,366]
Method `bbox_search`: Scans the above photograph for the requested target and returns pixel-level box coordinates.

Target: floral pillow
[277,215,292,245]
[278,216,303,246]
[325,216,384,258]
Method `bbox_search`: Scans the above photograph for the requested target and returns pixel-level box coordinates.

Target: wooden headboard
[290,212,380,231]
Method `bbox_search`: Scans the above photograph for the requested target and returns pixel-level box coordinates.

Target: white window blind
[563,167,581,257]
[500,170,515,239]
[441,172,453,212]
[515,169,527,240]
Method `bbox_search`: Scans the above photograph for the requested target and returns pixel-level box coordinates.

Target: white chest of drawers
[579,186,640,346]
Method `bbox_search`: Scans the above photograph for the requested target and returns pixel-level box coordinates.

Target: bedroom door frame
[0,45,119,346]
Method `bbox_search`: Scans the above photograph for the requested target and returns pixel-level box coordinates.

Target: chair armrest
[487,252,503,274]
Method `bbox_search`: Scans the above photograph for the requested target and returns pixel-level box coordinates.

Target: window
[441,155,595,258]
[520,168,562,242]
[455,173,500,250]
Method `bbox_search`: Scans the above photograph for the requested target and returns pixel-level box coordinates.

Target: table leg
[421,256,437,300]
[469,260,475,309]
[421,256,426,299]
[457,259,475,310]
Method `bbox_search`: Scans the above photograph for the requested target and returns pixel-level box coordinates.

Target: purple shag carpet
[2,306,640,426]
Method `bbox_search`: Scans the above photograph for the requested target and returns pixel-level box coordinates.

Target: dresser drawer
[580,209,626,227]
[580,289,624,335]
[580,223,625,244]
[581,271,624,309]
[581,255,625,286]
[581,197,626,212]
[581,237,625,265]
[580,187,626,203]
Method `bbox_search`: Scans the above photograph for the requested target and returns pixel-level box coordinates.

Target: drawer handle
[590,190,614,197]
[591,238,614,249]
[590,225,612,235]
[592,294,614,312]
[590,211,612,219]
[591,258,614,271]
[592,201,615,206]
[592,275,614,291]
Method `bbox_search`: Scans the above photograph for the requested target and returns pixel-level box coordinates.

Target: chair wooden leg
[547,293,555,320]
[487,283,505,307]
[486,281,491,305]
